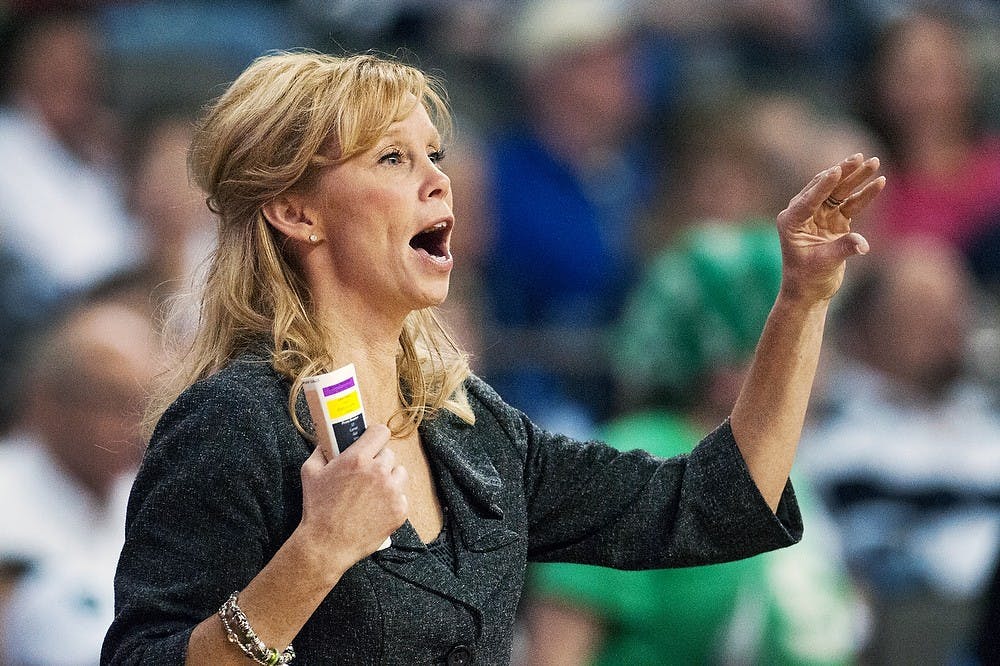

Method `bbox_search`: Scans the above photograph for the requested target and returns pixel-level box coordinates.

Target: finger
[839,176,886,219]
[373,445,396,471]
[798,164,839,198]
[390,463,409,485]
[300,444,330,485]
[835,152,864,180]
[302,442,329,472]
[344,423,392,458]
[829,156,880,202]
[784,166,841,224]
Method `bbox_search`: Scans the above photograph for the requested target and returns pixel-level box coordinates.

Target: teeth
[418,222,447,235]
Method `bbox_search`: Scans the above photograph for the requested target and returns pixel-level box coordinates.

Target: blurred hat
[612,220,782,398]
[506,0,633,69]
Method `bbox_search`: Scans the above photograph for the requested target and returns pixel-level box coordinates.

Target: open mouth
[409,221,451,261]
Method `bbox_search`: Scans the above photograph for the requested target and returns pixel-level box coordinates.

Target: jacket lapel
[419,410,518,554]
[373,409,520,623]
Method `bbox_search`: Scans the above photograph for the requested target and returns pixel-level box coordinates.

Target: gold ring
[823,195,844,208]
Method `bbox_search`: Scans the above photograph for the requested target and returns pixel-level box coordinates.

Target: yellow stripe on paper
[324,391,361,420]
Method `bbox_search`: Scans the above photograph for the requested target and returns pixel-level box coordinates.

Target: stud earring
[308,234,319,244]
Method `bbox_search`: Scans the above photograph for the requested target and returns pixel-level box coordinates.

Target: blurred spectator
[798,238,1000,665]
[523,222,862,666]
[291,1,521,135]
[0,8,141,296]
[480,0,656,437]
[123,107,215,304]
[0,286,162,664]
[742,92,884,201]
[634,94,782,255]
[855,7,1000,288]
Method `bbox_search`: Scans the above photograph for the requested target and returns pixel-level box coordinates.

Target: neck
[321,301,409,428]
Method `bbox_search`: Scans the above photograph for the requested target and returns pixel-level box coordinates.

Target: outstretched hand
[777,153,886,303]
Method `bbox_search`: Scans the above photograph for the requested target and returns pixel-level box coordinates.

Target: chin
[407,281,451,312]
[423,287,450,308]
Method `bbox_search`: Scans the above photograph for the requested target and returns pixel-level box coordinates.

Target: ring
[823,195,844,208]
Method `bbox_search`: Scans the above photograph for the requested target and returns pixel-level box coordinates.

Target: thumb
[835,231,869,259]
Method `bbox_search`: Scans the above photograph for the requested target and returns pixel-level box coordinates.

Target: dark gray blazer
[102,354,801,665]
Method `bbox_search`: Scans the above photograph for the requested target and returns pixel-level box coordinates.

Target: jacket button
[447,644,473,665]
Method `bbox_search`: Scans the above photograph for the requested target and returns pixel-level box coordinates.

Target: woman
[855,8,1000,259]
[101,52,884,665]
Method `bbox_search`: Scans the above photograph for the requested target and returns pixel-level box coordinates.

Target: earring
[308,234,319,244]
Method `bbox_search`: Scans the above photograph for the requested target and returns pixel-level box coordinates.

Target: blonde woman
[102,52,884,665]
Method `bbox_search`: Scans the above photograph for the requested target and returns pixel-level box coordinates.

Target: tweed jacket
[102,354,802,665]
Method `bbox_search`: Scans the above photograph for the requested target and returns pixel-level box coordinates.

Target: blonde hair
[145,51,473,440]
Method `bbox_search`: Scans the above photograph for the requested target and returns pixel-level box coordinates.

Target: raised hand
[777,153,886,303]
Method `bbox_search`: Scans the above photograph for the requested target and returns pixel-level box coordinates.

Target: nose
[421,158,450,201]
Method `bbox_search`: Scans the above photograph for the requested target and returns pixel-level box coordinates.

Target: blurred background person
[0,8,141,297]
[480,0,657,438]
[798,238,1000,665]
[124,108,215,299]
[0,285,162,664]
[632,93,785,255]
[635,88,882,255]
[854,6,1000,294]
[523,222,863,666]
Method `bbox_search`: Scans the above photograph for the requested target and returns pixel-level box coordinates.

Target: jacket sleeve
[102,374,298,665]
[468,378,802,569]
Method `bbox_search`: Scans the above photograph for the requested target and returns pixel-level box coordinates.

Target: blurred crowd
[0,0,998,664]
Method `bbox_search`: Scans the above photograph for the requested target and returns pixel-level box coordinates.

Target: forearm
[730,292,829,511]
[185,528,350,665]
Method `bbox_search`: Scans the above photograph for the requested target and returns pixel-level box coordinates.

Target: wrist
[283,526,353,589]
[775,285,834,315]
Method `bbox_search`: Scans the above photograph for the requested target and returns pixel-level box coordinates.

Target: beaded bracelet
[218,592,296,665]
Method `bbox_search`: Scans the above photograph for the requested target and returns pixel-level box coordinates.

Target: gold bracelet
[218,592,296,665]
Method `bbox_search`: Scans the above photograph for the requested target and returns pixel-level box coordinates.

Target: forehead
[375,103,441,144]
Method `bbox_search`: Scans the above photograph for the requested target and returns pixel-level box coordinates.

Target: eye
[428,148,446,165]
[378,150,404,166]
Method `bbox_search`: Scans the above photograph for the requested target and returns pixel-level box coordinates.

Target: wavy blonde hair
[145,51,473,440]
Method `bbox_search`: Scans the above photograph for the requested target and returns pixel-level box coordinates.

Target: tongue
[410,229,444,258]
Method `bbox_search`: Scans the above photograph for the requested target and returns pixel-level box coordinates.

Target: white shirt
[799,363,1000,599]
[0,435,133,665]
[0,108,141,293]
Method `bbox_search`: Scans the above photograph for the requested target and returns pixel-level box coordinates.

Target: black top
[102,353,802,665]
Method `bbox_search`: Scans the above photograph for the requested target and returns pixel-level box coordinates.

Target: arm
[731,154,885,510]
[103,375,406,664]
[185,428,406,665]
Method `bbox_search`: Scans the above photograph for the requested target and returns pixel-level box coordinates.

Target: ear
[261,193,318,243]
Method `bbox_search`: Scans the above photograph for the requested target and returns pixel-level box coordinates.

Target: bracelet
[218,592,296,665]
